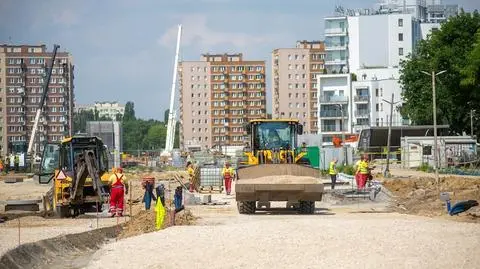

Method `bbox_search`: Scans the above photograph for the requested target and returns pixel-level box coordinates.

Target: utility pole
[382,93,400,177]
[471,109,475,137]
[421,70,446,185]
[336,104,346,165]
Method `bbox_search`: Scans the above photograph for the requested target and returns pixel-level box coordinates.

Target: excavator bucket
[237,164,320,180]
[235,164,324,203]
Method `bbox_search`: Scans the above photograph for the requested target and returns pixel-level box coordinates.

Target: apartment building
[272,41,325,134]
[317,0,457,143]
[179,53,266,151]
[0,44,74,156]
[75,101,125,120]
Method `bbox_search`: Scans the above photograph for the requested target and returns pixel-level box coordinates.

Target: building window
[398,33,403,41]
[398,48,404,56]
[398,18,403,27]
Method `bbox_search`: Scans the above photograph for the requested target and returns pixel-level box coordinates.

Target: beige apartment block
[0,44,74,156]
[272,41,325,134]
[0,51,6,156]
[179,53,266,151]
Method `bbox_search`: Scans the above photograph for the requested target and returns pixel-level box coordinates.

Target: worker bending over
[356,155,370,190]
[109,167,128,217]
[222,162,235,195]
[328,158,338,190]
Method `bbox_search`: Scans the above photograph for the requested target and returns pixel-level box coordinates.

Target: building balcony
[319,95,348,104]
[325,45,347,51]
[355,110,370,118]
[324,28,347,36]
[324,59,347,66]
[319,110,348,118]
[354,95,369,103]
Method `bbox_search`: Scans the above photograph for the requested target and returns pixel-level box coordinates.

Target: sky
[0,0,477,120]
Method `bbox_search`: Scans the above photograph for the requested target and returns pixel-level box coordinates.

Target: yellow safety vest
[328,162,337,175]
[359,161,369,174]
[222,167,235,178]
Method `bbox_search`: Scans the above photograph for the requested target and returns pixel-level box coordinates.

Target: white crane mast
[162,25,182,157]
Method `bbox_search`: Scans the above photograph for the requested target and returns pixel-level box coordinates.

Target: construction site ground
[0,167,479,268]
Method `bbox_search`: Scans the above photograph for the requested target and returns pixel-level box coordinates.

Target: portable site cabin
[400,136,477,168]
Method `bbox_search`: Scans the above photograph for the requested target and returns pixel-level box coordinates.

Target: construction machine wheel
[298,201,315,214]
[56,205,70,218]
[42,187,54,214]
[237,201,256,214]
[258,153,265,164]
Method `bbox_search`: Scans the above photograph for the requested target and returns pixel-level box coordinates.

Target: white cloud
[52,9,79,27]
[157,14,272,49]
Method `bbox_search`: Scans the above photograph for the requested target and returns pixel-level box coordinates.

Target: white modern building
[75,101,125,120]
[317,0,457,143]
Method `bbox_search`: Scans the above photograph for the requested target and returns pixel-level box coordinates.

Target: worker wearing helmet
[222,161,235,195]
[109,167,128,217]
[356,155,370,190]
[186,162,195,192]
[328,158,338,190]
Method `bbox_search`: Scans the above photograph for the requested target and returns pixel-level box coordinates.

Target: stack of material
[198,166,223,193]
[192,151,215,166]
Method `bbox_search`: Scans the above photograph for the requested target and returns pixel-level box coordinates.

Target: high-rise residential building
[75,101,125,120]
[272,41,326,134]
[0,44,74,156]
[375,0,458,23]
[179,53,266,151]
[317,0,457,143]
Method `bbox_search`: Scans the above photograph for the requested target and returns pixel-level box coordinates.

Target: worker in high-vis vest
[328,158,338,189]
[222,162,235,195]
[356,155,370,190]
[109,167,128,217]
[187,161,195,192]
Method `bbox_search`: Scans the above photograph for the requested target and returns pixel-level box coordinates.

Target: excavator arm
[70,149,109,204]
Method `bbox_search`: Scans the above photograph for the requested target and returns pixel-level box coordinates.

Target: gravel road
[86,207,480,269]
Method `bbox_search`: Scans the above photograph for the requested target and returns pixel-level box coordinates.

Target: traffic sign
[56,170,67,180]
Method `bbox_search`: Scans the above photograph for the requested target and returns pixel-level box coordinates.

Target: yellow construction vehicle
[243,119,308,165]
[37,136,114,217]
[236,119,324,214]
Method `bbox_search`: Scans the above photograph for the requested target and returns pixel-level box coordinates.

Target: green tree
[164,109,170,123]
[123,101,136,122]
[144,124,167,149]
[73,110,95,134]
[73,110,112,134]
[400,11,480,136]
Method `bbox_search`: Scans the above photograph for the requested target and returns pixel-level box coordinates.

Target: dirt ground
[382,175,480,222]
[0,169,190,257]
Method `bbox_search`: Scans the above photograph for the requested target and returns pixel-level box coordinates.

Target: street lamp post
[382,93,400,177]
[336,104,346,165]
[421,70,446,184]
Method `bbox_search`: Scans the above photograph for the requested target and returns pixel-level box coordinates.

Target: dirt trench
[383,176,480,222]
[0,226,118,269]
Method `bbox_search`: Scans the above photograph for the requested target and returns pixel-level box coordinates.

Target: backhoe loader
[37,136,114,217]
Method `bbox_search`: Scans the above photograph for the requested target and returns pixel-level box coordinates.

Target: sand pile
[383,176,480,221]
[238,175,320,184]
[118,209,197,239]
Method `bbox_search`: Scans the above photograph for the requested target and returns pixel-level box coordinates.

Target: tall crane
[27,44,60,157]
[162,25,182,158]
